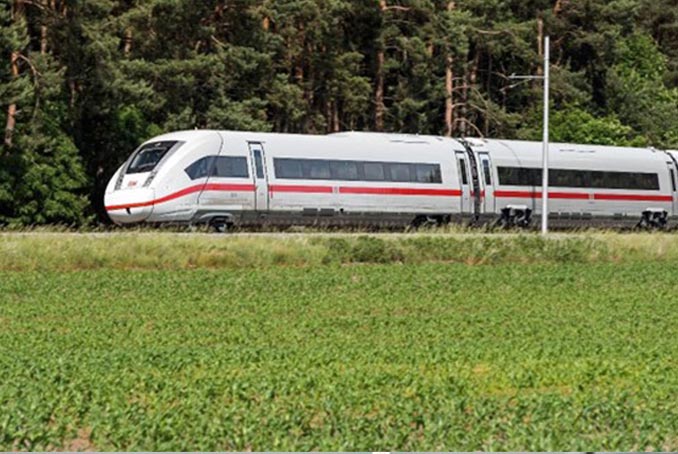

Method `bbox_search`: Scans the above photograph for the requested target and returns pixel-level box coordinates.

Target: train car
[104,130,678,230]
[466,139,677,228]
[104,130,472,230]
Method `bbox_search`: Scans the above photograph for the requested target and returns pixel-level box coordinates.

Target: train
[104,130,678,230]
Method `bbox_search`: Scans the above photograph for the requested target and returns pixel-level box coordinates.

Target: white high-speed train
[104,130,678,230]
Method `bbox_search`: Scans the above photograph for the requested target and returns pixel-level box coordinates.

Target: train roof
[143,131,668,172]
[146,130,467,154]
[465,138,666,171]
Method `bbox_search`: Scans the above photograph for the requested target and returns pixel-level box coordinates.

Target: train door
[455,151,471,214]
[667,160,678,215]
[248,142,269,211]
[478,153,496,214]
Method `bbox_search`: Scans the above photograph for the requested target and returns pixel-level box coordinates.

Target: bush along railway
[104,131,678,231]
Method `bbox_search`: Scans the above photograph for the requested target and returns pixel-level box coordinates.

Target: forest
[2,0,678,225]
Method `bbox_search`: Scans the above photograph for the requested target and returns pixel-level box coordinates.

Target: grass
[1,232,678,450]
[1,230,678,271]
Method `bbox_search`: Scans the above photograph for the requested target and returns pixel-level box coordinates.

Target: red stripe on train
[495,190,589,200]
[340,187,462,196]
[105,183,256,211]
[495,190,673,202]
[269,185,461,196]
[268,185,333,194]
[593,193,673,202]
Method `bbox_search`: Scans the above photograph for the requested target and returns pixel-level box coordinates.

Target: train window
[212,156,249,178]
[185,156,215,180]
[127,141,177,174]
[330,161,360,180]
[550,169,587,188]
[497,167,540,186]
[482,159,492,185]
[273,157,442,184]
[363,162,386,181]
[589,171,659,190]
[602,171,624,189]
[634,172,659,190]
[589,171,605,188]
[498,166,660,190]
[415,164,442,183]
[302,160,331,179]
[252,149,265,179]
[275,159,304,179]
[389,163,411,182]
[523,168,542,185]
[671,169,677,192]
[497,167,517,185]
[458,159,468,185]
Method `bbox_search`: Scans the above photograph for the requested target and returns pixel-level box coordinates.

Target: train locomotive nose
[104,188,155,224]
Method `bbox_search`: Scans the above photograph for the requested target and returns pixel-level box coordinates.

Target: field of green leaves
[2,233,678,450]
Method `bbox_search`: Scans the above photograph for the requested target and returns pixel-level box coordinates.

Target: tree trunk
[459,61,468,136]
[295,22,305,83]
[467,53,479,136]
[123,28,133,55]
[459,52,479,137]
[41,26,48,55]
[444,53,454,137]
[5,0,25,147]
[444,1,456,137]
[375,49,385,131]
[374,0,387,131]
[537,16,544,76]
[4,52,19,147]
[332,101,340,132]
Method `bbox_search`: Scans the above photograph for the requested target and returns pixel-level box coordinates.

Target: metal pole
[541,36,550,235]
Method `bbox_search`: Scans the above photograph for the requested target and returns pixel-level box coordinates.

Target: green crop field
[2,233,678,450]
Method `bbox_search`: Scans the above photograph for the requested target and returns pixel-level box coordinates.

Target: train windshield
[127,141,178,174]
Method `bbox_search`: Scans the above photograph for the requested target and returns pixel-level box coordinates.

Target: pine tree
[0,0,89,226]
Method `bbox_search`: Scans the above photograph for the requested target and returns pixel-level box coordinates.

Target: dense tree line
[2,0,678,225]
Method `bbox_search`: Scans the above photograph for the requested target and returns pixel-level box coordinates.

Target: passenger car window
[390,163,411,182]
[363,162,386,181]
[184,156,214,180]
[273,157,442,184]
[274,159,304,179]
[212,157,249,178]
[331,161,360,180]
[415,164,442,183]
[498,166,660,190]
[302,160,331,179]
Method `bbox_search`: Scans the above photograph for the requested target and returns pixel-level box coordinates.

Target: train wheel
[411,215,441,229]
[209,217,232,233]
[636,210,668,231]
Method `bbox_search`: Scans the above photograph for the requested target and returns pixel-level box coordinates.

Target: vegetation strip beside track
[2,231,678,271]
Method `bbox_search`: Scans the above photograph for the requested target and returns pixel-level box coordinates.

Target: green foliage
[605,34,678,147]
[519,105,647,146]
[0,6,90,226]
[7,130,90,225]
[4,0,678,224]
[2,259,678,449]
